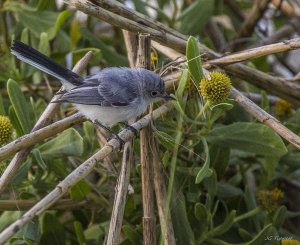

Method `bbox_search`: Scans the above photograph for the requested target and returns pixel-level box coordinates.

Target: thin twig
[230,88,300,149]
[106,142,133,245]
[66,0,300,105]
[206,37,300,66]
[0,51,93,195]
[153,44,300,150]
[0,104,171,244]
[137,33,156,245]
[151,137,176,245]
[237,0,271,39]
[152,40,300,105]
[0,113,85,162]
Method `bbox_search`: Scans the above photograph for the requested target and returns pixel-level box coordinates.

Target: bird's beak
[161,92,176,100]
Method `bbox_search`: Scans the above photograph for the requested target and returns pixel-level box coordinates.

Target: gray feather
[60,68,141,106]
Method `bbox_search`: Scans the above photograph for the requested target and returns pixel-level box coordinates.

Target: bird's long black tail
[11,40,84,86]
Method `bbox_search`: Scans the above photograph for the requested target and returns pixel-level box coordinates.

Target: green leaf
[40,213,66,245]
[122,225,141,244]
[69,180,92,201]
[82,28,128,66]
[47,10,73,40]
[171,190,196,245]
[19,217,40,242]
[11,159,32,186]
[176,69,189,98]
[209,103,234,125]
[7,79,33,134]
[195,138,210,184]
[238,228,253,241]
[0,95,5,115]
[194,202,208,222]
[179,0,213,35]
[38,128,84,159]
[207,210,236,237]
[273,206,287,229]
[8,106,23,137]
[74,221,86,245]
[19,10,59,38]
[194,202,209,236]
[206,122,287,157]
[247,224,273,245]
[186,36,203,83]
[38,32,50,56]
[210,144,230,179]
[217,183,243,199]
[31,148,47,170]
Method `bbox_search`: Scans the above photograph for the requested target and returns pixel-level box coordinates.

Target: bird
[10,40,173,145]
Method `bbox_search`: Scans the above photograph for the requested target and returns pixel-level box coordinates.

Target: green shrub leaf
[206,122,287,157]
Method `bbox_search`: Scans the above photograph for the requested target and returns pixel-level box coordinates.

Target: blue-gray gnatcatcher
[11,40,173,143]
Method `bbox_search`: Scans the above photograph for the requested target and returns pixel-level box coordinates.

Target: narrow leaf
[196,138,210,184]
[7,79,33,134]
[186,36,203,83]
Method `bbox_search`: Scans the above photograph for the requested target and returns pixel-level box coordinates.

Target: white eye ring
[151,91,158,97]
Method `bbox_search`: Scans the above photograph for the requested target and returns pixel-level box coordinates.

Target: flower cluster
[0,115,13,145]
[199,72,231,103]
[275,99,292,117]
[257,187,284,212]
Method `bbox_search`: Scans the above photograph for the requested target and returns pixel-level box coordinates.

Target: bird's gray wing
[59,69,140,106]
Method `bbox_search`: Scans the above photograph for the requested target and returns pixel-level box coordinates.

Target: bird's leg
[93,120,125,148]
[120,122,138,137]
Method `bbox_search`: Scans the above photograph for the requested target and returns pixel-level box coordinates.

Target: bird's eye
[151,91,158,97]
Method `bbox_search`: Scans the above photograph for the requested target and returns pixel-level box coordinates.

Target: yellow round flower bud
[275,99,292,117]
[0,115,13,145]
[200,72,231,103]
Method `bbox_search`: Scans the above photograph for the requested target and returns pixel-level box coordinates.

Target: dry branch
[237,0,270,39]
[106,142,133,245]
[137,34,156,245]
[0,51,93,195]
[0,103,171,244]
[67,0,300,105]
[151,138,176,245]
[153,43,300,150]
[0,113,85,162]
[230,88,300,149]
[206,38,300,66]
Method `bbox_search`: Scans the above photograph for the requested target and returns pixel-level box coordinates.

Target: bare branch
[0,113,85,162]
[106,142,133,245]
[237,0,271,39]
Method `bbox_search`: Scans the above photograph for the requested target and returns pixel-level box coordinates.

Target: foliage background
[0,0,300,244]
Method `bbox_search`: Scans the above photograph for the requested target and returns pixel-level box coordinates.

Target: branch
[0,113,85,162]
[230,88,300,149]
[206,38,300,66]
[106,142,132,245]
[137,34,156,245]
[153,44,300,150]
[0,103,171,244]
[66,0,300,105]
[237,0,270,39]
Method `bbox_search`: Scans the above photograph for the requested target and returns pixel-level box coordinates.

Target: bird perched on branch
[11,40,173,145]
